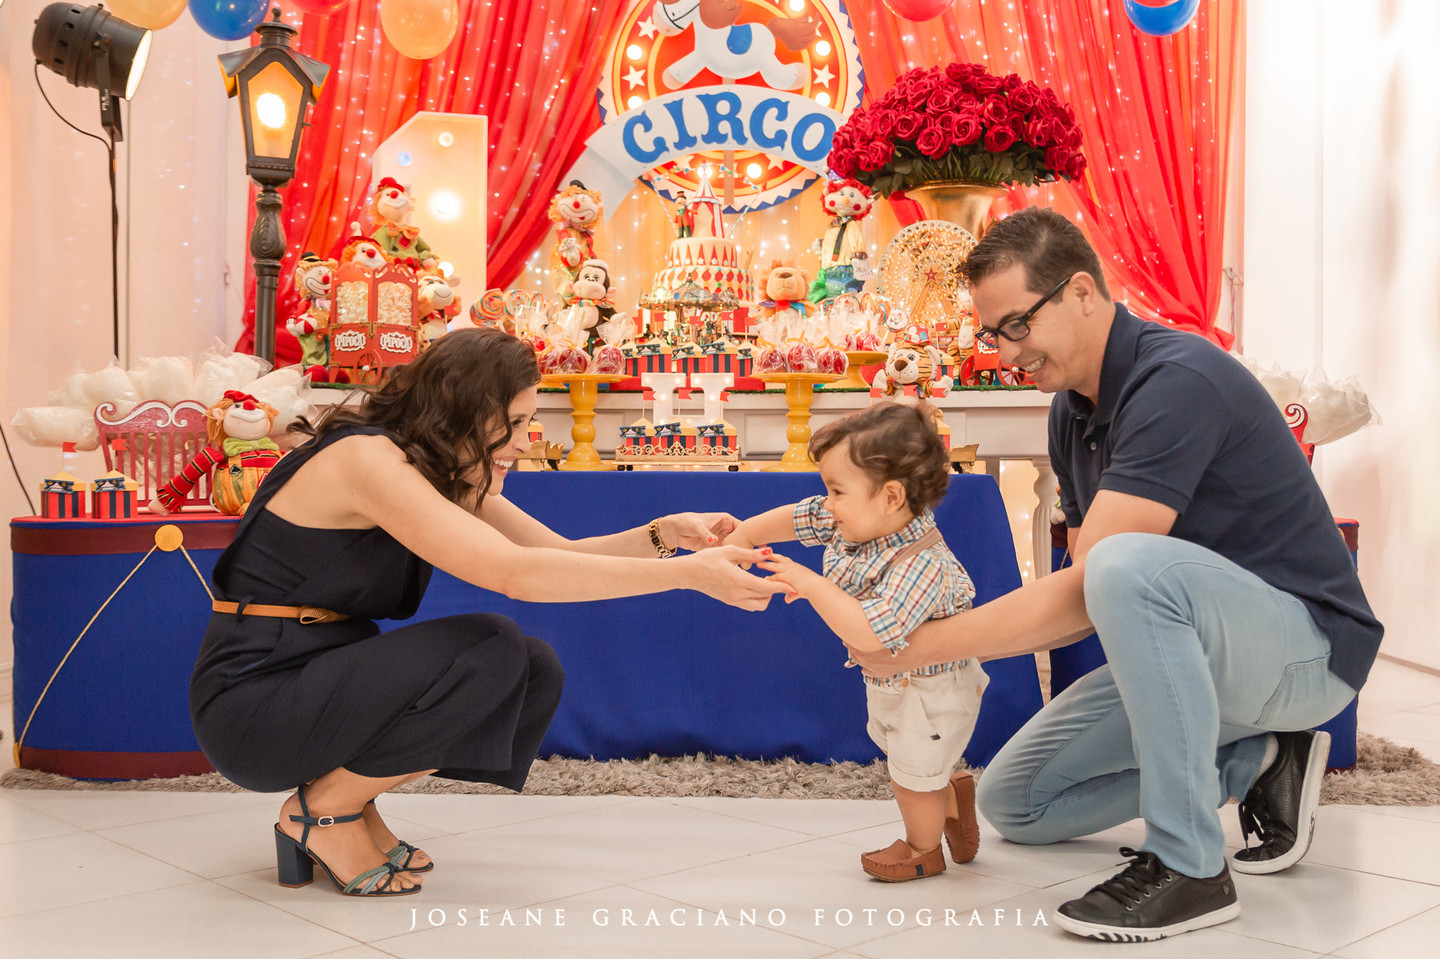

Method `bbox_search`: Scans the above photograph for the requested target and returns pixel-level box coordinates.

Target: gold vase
[905,181,1007,239]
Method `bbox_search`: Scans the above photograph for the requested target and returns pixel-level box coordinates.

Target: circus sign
[566,0,864,218]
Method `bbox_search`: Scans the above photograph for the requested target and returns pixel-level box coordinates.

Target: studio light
[33,2,152,141]
[31,2,153,362]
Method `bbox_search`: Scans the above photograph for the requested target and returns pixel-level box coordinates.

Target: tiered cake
[649,177,754,306]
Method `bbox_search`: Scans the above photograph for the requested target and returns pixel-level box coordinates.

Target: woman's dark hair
[292,328,541,503]
[961,207,1111,299]
[809,401,950,512]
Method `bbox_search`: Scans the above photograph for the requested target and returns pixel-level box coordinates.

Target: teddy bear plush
[286,252,338,382]
[872,339,949,399]
[148,391,282,516]
[809,178,874,303]
[416,269,462,351]
[756,260,812,330]
[361,177,437,271]
[548,180,604,298]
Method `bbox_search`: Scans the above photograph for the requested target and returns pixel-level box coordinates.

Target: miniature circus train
[325,262,421,383]
[614,419,740,464]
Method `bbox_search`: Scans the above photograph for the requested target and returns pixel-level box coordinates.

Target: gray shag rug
[2,735,1437,805]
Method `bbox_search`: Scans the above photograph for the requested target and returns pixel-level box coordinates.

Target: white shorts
[865,659,988,793]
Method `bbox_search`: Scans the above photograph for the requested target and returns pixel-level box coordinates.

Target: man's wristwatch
[647,518,676,558]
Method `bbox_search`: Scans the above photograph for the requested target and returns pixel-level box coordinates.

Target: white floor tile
[0,792,83,843]
[1227,862,1440,954]
[1331,902,1440,959]
[369,791,640,835]
[0,879,356,958]
[0,660,1437,957]
[371,884,833,959]
[627,835,1037,951]
[658,796,901,838]
[0,831,197,918]
[2,786,277,830]
[1295,804,1440,885]
[444,796,817,885]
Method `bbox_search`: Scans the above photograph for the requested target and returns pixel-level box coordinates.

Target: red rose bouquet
[828,63,1087,196]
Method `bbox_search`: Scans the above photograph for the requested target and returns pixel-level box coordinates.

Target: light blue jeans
[976,533,1357,878]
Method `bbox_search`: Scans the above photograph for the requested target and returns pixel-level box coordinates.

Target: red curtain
[846,0,1242,347]
[238,0,628,363]
[243,1,1241,360]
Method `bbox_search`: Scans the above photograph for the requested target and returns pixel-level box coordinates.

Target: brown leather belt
[211,601,350,625]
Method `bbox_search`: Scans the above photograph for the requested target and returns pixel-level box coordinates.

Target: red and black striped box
[40,472,85,519]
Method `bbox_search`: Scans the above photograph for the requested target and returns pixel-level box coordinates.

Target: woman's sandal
[274,786,419,896]
[366,799,435,873]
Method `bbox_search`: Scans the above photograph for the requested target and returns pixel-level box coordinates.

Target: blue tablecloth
[390,472,1044,766]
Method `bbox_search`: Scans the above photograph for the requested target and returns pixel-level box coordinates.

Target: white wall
[0,2,241,676]
[1,0,1435,680]
[1244,0,1440,669]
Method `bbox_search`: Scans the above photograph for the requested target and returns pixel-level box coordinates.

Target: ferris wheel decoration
[876,221,977,333]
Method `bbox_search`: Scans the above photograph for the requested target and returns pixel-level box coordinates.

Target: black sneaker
[1054,848,1240,942]
[1233,729,1330,875]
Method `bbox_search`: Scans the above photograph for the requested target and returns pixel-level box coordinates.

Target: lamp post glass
[219,8,329,365]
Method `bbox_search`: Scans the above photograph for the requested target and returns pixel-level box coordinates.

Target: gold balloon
[107,0,188,30]
[380,0,461,61]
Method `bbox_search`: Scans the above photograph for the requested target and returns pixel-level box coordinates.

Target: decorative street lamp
[219,7,328,365]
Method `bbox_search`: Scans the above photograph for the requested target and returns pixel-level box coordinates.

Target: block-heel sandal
[365,799,435,873]
[273,786,418,896]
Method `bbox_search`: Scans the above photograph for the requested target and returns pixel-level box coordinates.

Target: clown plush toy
[148,391,282,516]
[338,234,390,271]
[809,178,874,302]
[362,177,437,271]
[564,259,621,348]
[548,180,604,297]
[286,252,337,382]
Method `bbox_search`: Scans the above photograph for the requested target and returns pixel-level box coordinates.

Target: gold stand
[757,372,839,471]
[825,350,888,390]
[541,373,624,471]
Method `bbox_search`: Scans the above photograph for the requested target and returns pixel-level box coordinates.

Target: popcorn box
[681,341,751,376]
[528,419,545,444]
[653,421,696,452]
[619,422,651,456]
[623,343,672,376]
[696,422,739,455]
[89,469,138,519]
[40,470,85,518]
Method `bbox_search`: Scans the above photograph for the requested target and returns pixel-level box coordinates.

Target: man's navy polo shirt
[1050,303,1382,692]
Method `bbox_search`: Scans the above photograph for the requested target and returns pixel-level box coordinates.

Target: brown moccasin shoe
[943,770,980,864]
[861,839,946,882]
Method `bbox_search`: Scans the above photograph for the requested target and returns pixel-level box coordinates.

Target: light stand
[32,3,153,361]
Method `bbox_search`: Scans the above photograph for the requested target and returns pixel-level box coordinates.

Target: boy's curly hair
[809,401,950,512]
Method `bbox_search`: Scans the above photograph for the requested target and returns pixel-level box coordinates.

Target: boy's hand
[756,553,824,603]
[661,512,739,552]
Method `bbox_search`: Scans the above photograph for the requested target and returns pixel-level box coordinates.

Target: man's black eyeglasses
[974,272,1076,349]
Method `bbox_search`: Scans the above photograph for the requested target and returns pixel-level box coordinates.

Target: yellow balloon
[380,0,461,61]
[108,0,189,30]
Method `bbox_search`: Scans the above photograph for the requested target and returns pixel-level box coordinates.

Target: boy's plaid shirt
[793,495,976,682]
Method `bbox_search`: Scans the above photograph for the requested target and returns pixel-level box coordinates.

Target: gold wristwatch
[647,518,676,558]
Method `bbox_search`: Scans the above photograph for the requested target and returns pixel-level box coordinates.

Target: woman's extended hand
[660,512,740,552]
[683,546,789,611]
